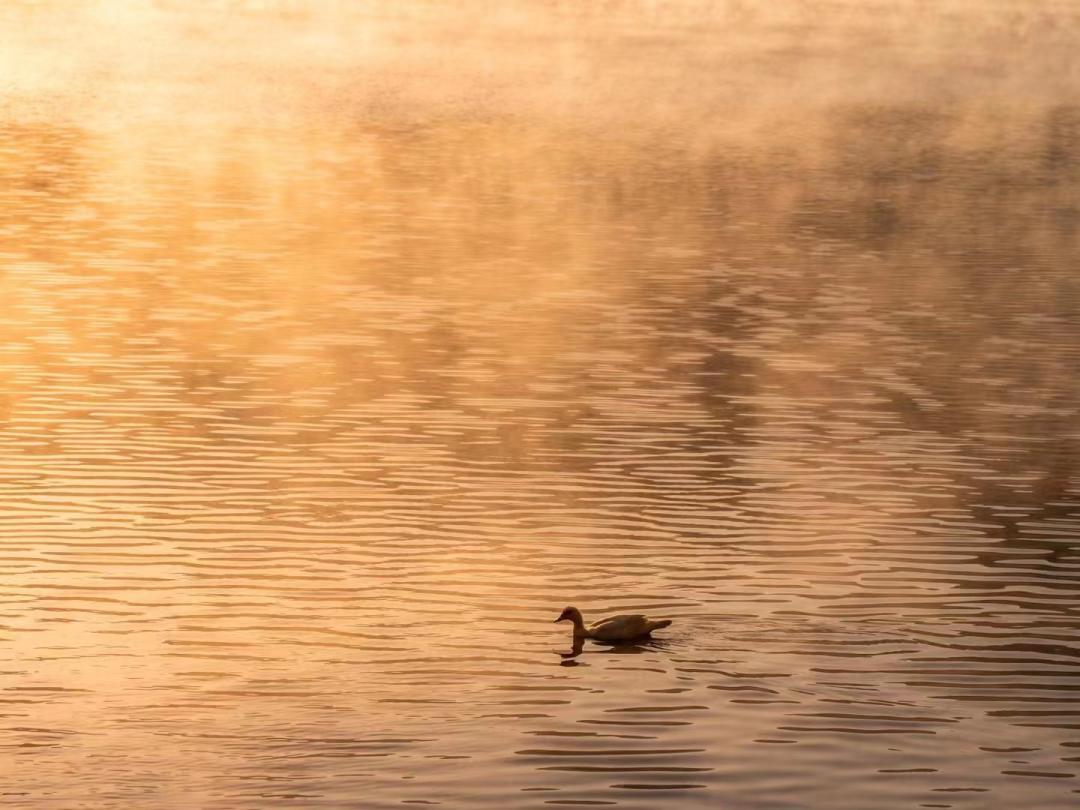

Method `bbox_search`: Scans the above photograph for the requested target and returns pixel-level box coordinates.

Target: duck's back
[588,614,653,641]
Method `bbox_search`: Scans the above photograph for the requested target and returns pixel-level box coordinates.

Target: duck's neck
[570,615,587,638]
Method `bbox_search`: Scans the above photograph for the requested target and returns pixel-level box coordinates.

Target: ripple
[1,2,1079,809]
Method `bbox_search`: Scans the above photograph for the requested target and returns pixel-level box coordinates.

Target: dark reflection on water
[1,1,1080,808]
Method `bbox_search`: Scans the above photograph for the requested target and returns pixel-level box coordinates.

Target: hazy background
[1,1,1079,808]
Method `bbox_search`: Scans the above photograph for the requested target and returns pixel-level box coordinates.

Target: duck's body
[554,606,672,642]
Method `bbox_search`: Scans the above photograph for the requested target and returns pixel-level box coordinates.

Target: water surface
[2,2,1080,808]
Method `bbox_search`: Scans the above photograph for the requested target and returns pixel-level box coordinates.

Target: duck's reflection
[558,635,585,665]
[602,636,673,654]
[558,635,672,665]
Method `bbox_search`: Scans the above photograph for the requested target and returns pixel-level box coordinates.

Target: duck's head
[554,606,583,624]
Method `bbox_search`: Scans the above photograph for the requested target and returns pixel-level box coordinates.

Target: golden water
[2,2,1079,807]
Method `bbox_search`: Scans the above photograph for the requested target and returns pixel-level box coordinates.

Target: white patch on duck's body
[587,614,671,642]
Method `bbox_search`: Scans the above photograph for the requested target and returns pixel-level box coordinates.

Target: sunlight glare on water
[1,1,1080,808]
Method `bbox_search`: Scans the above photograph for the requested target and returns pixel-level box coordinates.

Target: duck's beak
[554,616,566,623]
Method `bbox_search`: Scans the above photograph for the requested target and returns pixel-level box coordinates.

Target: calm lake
[2,1,1079,808]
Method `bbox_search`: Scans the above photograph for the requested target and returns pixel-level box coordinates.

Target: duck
[554,606,672,643]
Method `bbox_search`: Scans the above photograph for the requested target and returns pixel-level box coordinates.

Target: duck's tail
[648,619,673,632]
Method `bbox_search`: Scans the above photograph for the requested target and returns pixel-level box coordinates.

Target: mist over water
[2,1,1079,808]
